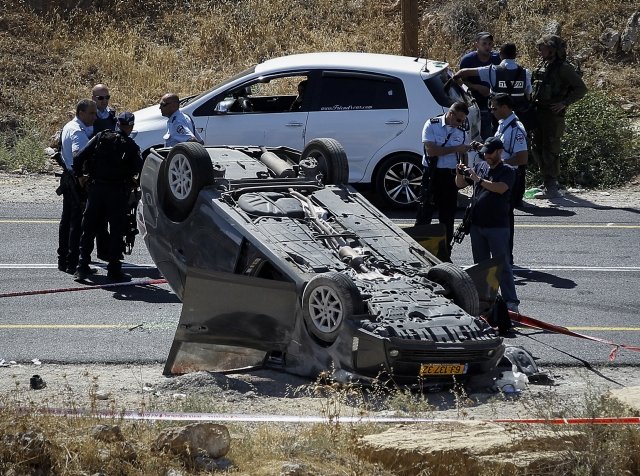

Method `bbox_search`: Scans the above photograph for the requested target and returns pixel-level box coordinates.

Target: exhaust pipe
[259,147,295,178]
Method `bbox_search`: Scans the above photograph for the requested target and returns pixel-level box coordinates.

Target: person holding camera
[415,101,472,261]
[455,137,520,313]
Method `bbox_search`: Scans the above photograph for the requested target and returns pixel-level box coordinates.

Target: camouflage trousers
[531,108,565,181]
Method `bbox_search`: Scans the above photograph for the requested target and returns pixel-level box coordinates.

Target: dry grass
[0,0,638,139]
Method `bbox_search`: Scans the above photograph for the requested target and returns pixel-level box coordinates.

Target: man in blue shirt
[458,32,501,140]
[160,93,204,147]
[58,99,96,274]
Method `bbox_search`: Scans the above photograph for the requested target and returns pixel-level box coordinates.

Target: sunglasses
[159,101,175,108]
[94,95,110,100]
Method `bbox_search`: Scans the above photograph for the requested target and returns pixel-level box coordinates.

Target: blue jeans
[470,225,519,305]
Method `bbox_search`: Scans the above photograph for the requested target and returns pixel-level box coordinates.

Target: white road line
[0,264,157,269]
[0,264,638,272]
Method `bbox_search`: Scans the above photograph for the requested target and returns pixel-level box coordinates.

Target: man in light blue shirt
[159,93,204,147]
[58,99,96,273]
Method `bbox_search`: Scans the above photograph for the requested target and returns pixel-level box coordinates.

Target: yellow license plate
[419,363,467,376]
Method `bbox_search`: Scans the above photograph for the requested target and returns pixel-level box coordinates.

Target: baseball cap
[117,111,135,125]
[476,31,494,41]
[480,136,504,154]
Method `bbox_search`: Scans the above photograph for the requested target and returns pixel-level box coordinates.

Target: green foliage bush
[0,128,48,173]
[559,91,639,188]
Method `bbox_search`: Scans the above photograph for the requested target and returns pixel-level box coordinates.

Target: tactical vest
[85,130,135,182]
[493,66,529,112]
[93,109,117,135]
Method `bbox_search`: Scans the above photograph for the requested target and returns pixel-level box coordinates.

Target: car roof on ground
[256,52,449,77]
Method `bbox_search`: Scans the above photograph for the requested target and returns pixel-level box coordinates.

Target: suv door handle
[286,122,304,127]
[385,120,405,125]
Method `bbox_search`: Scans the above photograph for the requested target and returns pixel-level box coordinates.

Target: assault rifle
[123,183,141,255]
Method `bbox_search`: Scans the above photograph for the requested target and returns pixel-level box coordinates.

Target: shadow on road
[514,268,577,289]
[518,193,639,215]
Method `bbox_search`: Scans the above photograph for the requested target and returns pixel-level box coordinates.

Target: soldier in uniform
[73,112,143,282]
[490,93,528,264]
[159,93,204,147]
[531,34,587,199]
[58,99,97,274]
[415,101,472,260]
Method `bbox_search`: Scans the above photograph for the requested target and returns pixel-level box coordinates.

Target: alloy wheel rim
[384,161,422,205]
[168,154,193,200]
[308,285,343,333]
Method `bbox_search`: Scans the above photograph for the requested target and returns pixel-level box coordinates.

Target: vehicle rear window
[317,73,408,111]
[424,70,459,107]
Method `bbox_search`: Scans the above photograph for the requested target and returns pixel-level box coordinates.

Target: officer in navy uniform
[91,84,117,134]
[490,93,528,264]
[415,101,472,260]
[58,99,97,274]
[455,137,520,313]
[73,112,143,282]
[159,93,204,147]
[458,32,501,140]
[454,43,532,133]
[91,84,116,260]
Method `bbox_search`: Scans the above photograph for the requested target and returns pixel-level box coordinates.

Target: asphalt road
[0,199,639,369]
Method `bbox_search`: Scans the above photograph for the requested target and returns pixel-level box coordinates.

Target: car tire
[427,263,480,316]
[374,154,423,209]
[301,138,349,185]
[162,142,214,221]
[302,272,363,343]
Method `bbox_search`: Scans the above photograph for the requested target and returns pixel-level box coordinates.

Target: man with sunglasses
[415,101,472,261]
[159,93,203,147]
[91,84,117,135]
[90,84,117,261]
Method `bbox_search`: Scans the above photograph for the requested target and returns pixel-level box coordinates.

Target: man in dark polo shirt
[455,137,520,313]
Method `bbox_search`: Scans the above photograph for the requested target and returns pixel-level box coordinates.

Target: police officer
[490,93,528,264]
[91,83,117,260]
[454,43,532,132]
[159,93,204,147]
[57,99,97,274]
[73,112,143,282]
[455,137,520,313]
[531,34,587,199]
[91,84,117,134]
[415,101,472,260]
[458,32,501,140]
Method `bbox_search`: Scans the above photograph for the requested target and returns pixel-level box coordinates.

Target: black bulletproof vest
[93,109,117,135]
[493,66,529,110]
[87,131,134,182]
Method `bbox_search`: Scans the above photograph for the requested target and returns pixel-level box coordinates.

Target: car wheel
[301,138,349,185]
[427,263,480,316]
[302,272,363,343]
[374,154,422,209]
[162,142,214,221]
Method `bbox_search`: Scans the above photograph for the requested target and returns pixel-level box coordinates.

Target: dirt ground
[1,172,639,421]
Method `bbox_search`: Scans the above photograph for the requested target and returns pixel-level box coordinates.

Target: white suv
[131,52,478,208]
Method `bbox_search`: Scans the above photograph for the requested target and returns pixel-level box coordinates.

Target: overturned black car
[138,139,504,385]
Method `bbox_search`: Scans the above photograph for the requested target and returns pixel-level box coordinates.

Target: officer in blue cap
[72,111,143,282]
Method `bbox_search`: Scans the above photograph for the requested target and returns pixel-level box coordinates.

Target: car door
[305,71,409,183]
[195,73,310,149]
